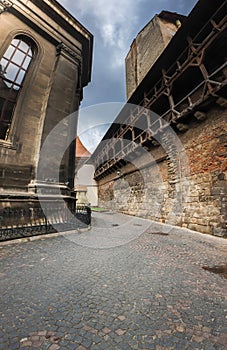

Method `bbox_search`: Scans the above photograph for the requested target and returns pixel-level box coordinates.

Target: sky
[58,0,198,152]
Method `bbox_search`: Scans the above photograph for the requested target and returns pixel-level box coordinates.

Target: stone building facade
[90,0,226,237]
[0,0,93,210]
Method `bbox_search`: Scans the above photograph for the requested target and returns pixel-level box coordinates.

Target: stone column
[34,43,82,203]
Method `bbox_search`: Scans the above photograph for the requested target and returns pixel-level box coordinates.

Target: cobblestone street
[0,211,226,350]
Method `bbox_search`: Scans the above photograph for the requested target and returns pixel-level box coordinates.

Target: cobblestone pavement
[0,211,226,350]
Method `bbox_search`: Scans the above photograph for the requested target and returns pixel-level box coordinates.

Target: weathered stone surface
[98,108,227,237]
[126,11,185,99]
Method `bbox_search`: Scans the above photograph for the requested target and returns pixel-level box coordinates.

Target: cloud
[72,0,138,43]
[59,0,198,81]
[60,0,143,69]
[79,124,110,153]
[77,102,125,152]
[58,0,198,113]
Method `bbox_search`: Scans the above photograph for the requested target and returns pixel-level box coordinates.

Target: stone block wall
[125,16,164,99]
[0,11,56,172]
[125,15,180,99]
[98,106,227,237]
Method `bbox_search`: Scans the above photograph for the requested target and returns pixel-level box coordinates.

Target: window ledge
[0,139,17,150]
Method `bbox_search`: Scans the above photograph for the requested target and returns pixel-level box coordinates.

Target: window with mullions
[0,36,34,140]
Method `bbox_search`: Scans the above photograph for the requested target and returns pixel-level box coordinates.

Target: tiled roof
[76,137,91,158]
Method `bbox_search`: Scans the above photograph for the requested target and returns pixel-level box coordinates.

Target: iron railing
[0,205,91,241]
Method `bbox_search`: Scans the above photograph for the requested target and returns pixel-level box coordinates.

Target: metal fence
[0,205,91,241]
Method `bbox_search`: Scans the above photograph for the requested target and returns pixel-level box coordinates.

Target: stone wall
[125,15,180,99]
[98,106,227,237]
[125,16,164,99]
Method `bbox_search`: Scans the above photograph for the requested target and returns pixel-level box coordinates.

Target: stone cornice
[56,43,82,65]
[0,0,12,13]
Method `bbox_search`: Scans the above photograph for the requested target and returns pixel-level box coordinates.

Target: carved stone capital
[0,0,12,14]
[56,43,81,64]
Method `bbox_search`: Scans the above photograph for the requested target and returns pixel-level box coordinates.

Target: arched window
[0,35,34,140]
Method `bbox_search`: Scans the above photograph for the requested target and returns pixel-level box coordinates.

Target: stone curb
[107,211,227,242]
[145,219,227,244]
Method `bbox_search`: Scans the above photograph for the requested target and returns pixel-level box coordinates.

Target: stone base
[0,181,77,211]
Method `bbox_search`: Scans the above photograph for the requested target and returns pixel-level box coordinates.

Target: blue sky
[58,0,198,151]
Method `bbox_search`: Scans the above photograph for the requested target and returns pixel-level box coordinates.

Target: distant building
[0,0,93,211]
[90,0,227,237]
[75,137,98,206]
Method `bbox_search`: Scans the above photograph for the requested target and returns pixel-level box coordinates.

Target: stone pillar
[30,43,82,207]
